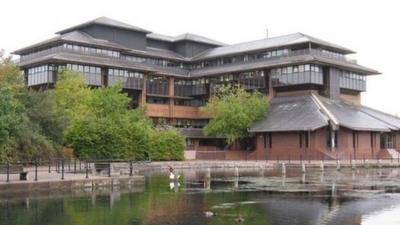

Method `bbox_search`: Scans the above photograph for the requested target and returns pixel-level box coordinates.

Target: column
[169,77,175,118]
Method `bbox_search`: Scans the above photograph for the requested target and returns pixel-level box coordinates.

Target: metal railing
[0,158,150,183]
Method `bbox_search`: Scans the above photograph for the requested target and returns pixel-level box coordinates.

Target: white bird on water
[169,172,181,180]
[168,166,180,181]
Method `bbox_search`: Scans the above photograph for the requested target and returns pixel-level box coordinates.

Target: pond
[1,167,400,225]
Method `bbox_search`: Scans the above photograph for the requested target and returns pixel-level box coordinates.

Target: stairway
[386,149,400,159]
[318,204,340,225]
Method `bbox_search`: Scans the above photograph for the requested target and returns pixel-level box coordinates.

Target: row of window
[175,78,208,97]
[339,71,366,91]
[122,55,184,68]
[145,97,208,107]
[174,98,207,107]
[108,68,144,89]
[320,49,345,59]
[21,44,121,62]
[20,41,350,75]
[147,75,169,95]
[190,48,291,69]
[21,45,62,61]
[175,70,266,97]
[26,63,365,93]
[27,65,56,86]
[108,69,144,78]
[65,64,102,86]
[173,119,208,128]
[63,44,120,58]
[271,64,324,87]
[152,117,208,128]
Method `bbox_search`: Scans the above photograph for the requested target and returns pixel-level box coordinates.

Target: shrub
[149,129,185,161]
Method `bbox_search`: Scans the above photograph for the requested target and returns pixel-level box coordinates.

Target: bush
[149,129,185,161]
[64,83,155,160]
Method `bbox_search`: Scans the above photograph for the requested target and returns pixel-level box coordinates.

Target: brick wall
[335,127,378,159]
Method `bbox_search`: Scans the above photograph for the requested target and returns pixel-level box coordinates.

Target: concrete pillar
[234,167,239,177]
[205,168,211,190]
[139,75,147,106]
[331,131,335,149]
[168,77,175,117]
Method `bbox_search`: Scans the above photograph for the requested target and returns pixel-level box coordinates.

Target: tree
[24,91,67,147]
[0,54,25,93]
[202,85,268,144]
[0,86,25,161]
[65,83,154,160]
[53,70,92,124]
[149,128,185,161]
[0,55,65,161]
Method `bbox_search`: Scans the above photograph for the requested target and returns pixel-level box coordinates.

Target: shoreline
[1,159,400,193]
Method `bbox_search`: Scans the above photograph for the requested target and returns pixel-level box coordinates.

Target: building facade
[14,17,400,160]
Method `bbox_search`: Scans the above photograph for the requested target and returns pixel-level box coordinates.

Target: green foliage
[0,55,185,161]
[0,56,66,162]
[149,128,185,161]
[0,55,25,92]
[65,83,156,160]
[202,85,268,144]
[53,70,92,123]
[0,86,25,161]
[14,90,68,160]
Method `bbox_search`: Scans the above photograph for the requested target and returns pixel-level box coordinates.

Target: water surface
[1,167,400,225]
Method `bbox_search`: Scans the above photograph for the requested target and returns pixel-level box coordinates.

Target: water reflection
[1,168,400,225]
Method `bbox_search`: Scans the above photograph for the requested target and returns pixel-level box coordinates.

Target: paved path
[2,159,400,184]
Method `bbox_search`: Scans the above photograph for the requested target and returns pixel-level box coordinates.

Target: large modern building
[14,17,400,160]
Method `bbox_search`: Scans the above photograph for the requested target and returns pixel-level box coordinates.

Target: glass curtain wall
[146,75,169,95]
[271,64,323,87]
[66,64,102,86]
[27,64,56,86]
[108,68,144,90]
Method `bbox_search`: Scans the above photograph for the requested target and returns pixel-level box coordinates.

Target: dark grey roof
[315,95,392,131]
[56,17,151,34]
[249,95,329,132]
[192,33,354,61]
[147,33,177,42]
[18,52,149,71]
[358,106,400,129]
[174,33,226,46]
[310,52,380,75]
[178,128,224,139]
[145,47,188,61]
[122,47,189,61]
[189,53,378,77]
[147,32,226,46]
[18,52,190,77]
[250,94,398,133]
[13,31,129,54]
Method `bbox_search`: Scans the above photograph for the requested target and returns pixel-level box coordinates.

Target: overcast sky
[1,0,399,115]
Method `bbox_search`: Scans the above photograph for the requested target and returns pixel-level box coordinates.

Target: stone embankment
[134,159,400,172]
[1,159,400,193]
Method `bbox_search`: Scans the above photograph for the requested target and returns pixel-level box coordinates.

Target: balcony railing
[18,46,357,77]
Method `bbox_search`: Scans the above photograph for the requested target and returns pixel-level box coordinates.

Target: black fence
[0,158,149,183]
